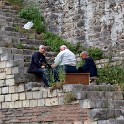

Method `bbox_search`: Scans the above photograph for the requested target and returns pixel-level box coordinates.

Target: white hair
[81,51,89,56]
[39,45,45,49]
[60,45,67,49]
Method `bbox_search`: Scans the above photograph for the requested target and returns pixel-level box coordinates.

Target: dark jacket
[28,52,50,73]
[78,57,97,77]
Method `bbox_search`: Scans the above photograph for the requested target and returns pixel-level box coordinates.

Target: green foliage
[98,65,124,85]
[19,5,46,33]
[76,59,84,68]
[64,92,77,104]
[87,47,103,60]
[43,32,80,53]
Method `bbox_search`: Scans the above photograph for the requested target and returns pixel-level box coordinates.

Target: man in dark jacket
[77,51,97,78]
[28,45,50,87]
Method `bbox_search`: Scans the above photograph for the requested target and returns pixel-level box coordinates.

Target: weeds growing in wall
[97,65,124,85]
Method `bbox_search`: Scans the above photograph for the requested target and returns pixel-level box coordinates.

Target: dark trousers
[53,65,77,82]
[33,68,50,87]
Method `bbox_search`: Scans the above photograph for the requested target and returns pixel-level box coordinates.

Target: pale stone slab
[11,67,19,74]
[9,102,15,108]
[23,100,30,107]
[26,92,33,99]
[6,78,15,86]
[5,94,11,101]
[33,91,42,99]
[29,100,37,107]
[19,93,25,100]
[0,72,6,79]
[45,98,58,106]
[0,61,6,68]
[12,94,18,101]
[6,75,14,79]
[0,80,5,87]
[0,95,4,102]
[4,67,11,74]
[38,99,45,106]
[14,101,22,108]
[48,90,57,97]
[2,102,10,108]
[2,87,9,94]
[15,84,24,92]
[9,86,15,93]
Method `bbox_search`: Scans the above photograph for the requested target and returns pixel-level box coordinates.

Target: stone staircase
[63,84,124,123]
[0,3,57,84]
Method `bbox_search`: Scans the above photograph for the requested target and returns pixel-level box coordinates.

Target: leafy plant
[43,32,81,53]
[87,47,103,60]
[19,5,46,33]
[64,92,77,104]
[97,65,124,85]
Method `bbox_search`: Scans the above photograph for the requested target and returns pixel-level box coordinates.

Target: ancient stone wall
[26,0,124,56]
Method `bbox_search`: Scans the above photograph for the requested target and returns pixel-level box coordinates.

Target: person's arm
[32,53,41,67]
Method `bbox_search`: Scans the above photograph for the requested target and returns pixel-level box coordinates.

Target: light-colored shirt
[54,49,76,67]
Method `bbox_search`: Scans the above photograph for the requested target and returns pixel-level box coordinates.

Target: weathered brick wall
[0,105,89,124]
[25,0,124,56]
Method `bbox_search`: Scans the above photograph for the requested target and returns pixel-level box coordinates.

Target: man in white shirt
[51,45,77,82]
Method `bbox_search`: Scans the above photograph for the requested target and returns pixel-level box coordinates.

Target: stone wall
[25,0,124,56]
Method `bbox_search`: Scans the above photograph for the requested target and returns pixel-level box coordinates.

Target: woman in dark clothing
[28,45,50,87]
[77,51,97,78]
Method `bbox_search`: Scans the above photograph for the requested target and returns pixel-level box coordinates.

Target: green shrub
[98,65,124,85]
[19,5,46,33]
[43,32,81,53]
[64,92,77,104]
[87,47,103,60]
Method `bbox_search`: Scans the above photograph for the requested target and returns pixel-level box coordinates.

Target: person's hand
[51,64,55,68]
[41,65,45,68]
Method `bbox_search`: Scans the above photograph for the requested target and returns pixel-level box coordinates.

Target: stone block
[13,54,24,61]
[84,122,97,124]
[6,78,15,86]
[0,95,4,102]
[11,67,19,74]
[0,72,6,79]
[9,86,15,93]
[42,88,48,98]
[29,100,37,107]
[23,100,30,107]
[14,101,22,108]
[0,80,5,87]
[6,74,14,79]
[4,67,11,74]
[48,89,57,97]
[5,60,13,67]
[15,84,24,92]
[26,92,33,99]
[58,97,64,105]
[2,87,9,94]
[19,93,25,100]
[73,121,83,124]
[0,47,11,55]
[11,48,23,54]
[45,98,59,106]
[9,102,15,108]
[12,94,18,101]
[2,102,10,108]
[33,91,42,99]
[5,94,11,101]
[38,99,45,106]
[1,53,13,61]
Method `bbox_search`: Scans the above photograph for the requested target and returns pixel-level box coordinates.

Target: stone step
[63,84,122,92]
[74,91,123,100]
[89,108,124,121]
[20,38,44,45]
[80,99,124,109]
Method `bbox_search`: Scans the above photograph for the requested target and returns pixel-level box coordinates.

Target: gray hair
[39,45,45,49]
[81,51,89,56]
[60,45,67,49]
